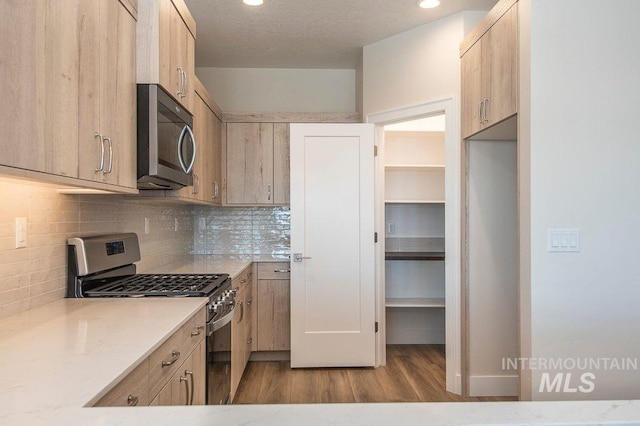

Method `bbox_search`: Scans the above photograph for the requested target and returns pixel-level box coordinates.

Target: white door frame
[366,97,462,394]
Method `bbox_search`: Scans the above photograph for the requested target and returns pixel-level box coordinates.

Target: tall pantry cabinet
[384,128,446,344]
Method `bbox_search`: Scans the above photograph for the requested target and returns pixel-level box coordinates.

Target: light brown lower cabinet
[93,359,150,407]
[93,307,206,407]
[256,262,291,352]
[149,340,205,406]
[230,265,253,401]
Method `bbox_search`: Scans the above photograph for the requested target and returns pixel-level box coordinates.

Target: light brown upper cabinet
[137,0,195,112]
[461,1,518,139]
[0,0,137,192]
[225,123,290,206]
[78,0,137,189]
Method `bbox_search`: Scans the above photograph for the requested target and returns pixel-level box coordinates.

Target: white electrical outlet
[144,217,150,235]
[198,217,206,231]
[548,228,580,252]
[387,222,396,234]
[174,218,179,232]
[15,217,27,248]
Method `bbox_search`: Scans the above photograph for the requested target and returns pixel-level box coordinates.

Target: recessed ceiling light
[418,0,440,9]
[243,0,264,6]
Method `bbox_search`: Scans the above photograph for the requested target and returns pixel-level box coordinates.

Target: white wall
[467,140,518,397]
[362,11,485,117]
[527,0,640,400]
[196,67,356,113]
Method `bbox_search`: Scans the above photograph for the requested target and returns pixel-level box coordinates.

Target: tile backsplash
[193,206,290,255]
[0,177,193,320]
[0,177,291,320]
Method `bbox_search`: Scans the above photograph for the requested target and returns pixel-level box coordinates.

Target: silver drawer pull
[191,325,204,337]
[273,269,290,273]
[240,279,247,284]
[161,351,181,367]
[127,395,139,406]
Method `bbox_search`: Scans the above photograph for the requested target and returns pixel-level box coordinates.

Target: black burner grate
[84,273,229,297]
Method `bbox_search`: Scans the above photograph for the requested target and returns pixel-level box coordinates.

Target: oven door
[207,306,235,405]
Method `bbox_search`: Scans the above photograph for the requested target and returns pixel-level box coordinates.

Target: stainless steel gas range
[66,233,235,405]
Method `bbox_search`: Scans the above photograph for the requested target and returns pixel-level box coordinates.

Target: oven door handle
[208,305,236,335]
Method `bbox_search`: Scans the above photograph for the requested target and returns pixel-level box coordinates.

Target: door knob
[293,253,312,262]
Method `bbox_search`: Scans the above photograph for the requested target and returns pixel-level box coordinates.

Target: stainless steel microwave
[137,84,196,190]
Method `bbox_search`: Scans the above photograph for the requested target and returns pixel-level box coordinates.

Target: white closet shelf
[385,237,445,261]
[384,200,445,204]
[385,298,445,308]
[385,164,445,171]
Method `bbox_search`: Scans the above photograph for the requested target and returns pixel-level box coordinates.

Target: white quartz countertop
[2,267,640,424]
[141,254,290,279]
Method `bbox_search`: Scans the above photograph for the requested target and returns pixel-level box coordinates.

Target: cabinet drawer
[148,308,206,398]
[94,359,149,407]
[233,265,252,291]
[257,262,290,280]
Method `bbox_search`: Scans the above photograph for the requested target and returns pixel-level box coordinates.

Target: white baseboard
[469,374,519,397]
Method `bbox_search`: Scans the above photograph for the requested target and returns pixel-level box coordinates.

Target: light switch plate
[548,228,580,252]
[15,217,27,248]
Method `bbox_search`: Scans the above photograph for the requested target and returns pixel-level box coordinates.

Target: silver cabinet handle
[183,71,188,99]
[191,325,204,337]
[180,374,189,405]
[176,67,184,97]
[213,181,219,199]
[94,132,105,172]
[127,395,139,406]
[478,102,484,125]
[274,269,291,273]
[483,98,490,123]
[240,278,247,284]
[247,337,252,345]
[293,253,312,262]
[161,350,181,367]
[102,136,113,174]
[267,183,271,201]
[236,301,244,323]
[192,173,199,195]
[247,299,252,306]
[185,370,194,405]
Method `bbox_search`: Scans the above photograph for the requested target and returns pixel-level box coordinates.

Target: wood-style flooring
[233,345,517,404]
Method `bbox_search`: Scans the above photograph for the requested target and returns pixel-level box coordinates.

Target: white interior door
[290,123,376,368]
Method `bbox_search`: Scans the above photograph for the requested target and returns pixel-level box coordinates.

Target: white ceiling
[184,0,498,69]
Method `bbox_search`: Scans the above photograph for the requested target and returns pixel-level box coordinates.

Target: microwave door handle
[184,125,196,174]
[177,125,189,173]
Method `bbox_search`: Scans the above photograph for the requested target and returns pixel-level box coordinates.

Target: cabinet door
[257,280,291,351]
[212,114,223,204]
[100,0,137,188]
[184,31,196,112]
[273,123,290,204]
[485,3,518,127]
[169,2,186,102]
[461,40,483,139]
[0,1,46,172]
[150,353,193,406]
[226,123,274,205]
[77,0,136,187]
[243,281,253,366]
[230,285,246,400]
[191,341,206,405]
